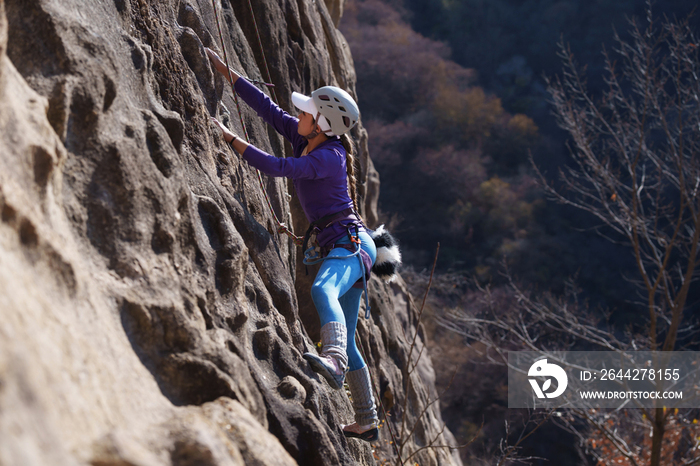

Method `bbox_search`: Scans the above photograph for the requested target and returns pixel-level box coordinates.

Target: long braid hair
[340,133,361,217]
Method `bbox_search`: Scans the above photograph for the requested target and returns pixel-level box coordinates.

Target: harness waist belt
[301,207,358,252]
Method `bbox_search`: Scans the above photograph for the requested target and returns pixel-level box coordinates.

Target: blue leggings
[310,230,376,371]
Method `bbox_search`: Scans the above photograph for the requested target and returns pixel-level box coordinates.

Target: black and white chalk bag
[369,225,402,282]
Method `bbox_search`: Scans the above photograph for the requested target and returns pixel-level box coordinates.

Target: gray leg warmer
[320,321,348,372]
[346,366,378,426]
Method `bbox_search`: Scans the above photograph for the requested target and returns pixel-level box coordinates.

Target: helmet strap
[305,128,320,140]
[305,112,324,140]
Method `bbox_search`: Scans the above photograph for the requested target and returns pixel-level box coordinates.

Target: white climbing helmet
[292,86,360,136]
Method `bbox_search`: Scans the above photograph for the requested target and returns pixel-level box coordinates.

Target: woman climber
[206,47,379,442]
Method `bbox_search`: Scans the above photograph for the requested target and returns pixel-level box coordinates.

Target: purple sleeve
[233,78,303,147]
[241,145,343,180]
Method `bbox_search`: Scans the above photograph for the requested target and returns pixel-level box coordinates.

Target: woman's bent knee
[311,282,329,307]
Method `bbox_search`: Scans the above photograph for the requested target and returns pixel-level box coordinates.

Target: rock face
[0,0,462,465]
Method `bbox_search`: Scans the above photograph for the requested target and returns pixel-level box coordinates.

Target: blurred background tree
[342,0,543,275]
[340,0,700,464]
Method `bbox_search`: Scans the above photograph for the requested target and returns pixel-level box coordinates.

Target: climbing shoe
[342,423,379,442]
[303,352,345,390]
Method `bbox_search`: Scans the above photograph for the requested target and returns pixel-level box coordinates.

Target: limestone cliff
[0,0,462,464]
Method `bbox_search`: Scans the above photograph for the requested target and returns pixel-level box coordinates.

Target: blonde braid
[341,134,361,217]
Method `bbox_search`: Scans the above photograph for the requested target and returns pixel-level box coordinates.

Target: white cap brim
[292,92,318,115]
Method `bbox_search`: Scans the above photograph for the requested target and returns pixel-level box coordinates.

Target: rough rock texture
[0,0,461,465]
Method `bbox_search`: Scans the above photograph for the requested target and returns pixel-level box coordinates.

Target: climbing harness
[300,209,371,318]
[207,1,403,460]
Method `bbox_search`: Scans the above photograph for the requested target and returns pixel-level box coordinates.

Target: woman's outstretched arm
[206,48,239,85]
[205,48,302,147]
[211,117,249,153]
[212,118,340,180]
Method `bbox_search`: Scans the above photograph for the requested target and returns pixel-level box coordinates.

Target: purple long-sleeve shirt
[233,78,361,247]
